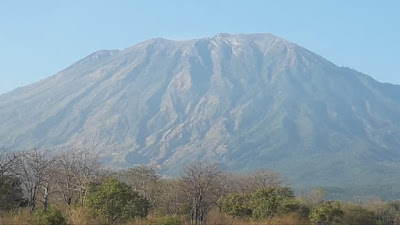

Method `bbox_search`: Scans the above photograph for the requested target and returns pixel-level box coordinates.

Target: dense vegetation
[1,147,400,225]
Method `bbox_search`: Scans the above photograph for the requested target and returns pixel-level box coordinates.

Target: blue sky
[1,0,399,94]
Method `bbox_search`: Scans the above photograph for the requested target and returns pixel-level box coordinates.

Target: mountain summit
[1,33,400,192]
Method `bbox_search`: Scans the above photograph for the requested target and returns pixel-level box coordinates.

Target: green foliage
[296,204,311,218]
[85,177,149,224]
[218,193,252,218]
[251,187,300,219]
[219,187,300,220]
[0,175,25,211]
[30,206,67,225]
[309,201,344,225]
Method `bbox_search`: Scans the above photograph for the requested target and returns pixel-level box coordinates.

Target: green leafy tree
[309,201,344,225]
[31,206,67,225]
[251,187,299,219]
[218,193,252,218]
[85,178,149,224]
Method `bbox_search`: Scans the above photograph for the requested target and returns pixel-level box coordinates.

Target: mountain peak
[210,33,291,45]
[1,33,400,195]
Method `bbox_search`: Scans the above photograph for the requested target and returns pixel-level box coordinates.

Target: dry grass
[207,209,311,225]
[67,206,108,225]
[0,208,310,225]
[0,208,31,225]
[125,214,186,225]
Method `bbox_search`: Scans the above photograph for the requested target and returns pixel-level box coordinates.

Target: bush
[85,178,149,224]
[31,206,67,225]
[218,193,253,218]
[153,215,183,225]
[309,201,343,225]
[251,187,299,219]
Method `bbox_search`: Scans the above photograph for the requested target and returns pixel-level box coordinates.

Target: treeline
[1,147,400,225]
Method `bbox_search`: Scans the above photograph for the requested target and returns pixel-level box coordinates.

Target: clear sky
[1,0,399,94]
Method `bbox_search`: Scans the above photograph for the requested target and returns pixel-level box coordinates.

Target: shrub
[85,178,149,224]
[219,193,253,218]
[31,206,67,225]
[251,187,300,219]
[153,215,183,225]
[309,201,343,225]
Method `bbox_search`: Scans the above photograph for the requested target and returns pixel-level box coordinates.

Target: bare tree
[157,178,186,215]
[118,165,162,210]
[299,187,327,208]
[0,147,25,210]
[0,147,19,177]
[231,169,283,193]
[53,148,102,206]
[180,162,224,224]
[15,149,54,211]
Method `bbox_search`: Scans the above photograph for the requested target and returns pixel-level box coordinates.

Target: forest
[1,147,400,225]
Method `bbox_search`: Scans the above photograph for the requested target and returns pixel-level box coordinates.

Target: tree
[53,148,102,207]
[15,149,55,211]
[0,147,19,177]
[251,186,299,219]
[180,162,224,224]
[218,193,252,218]
[156,178,188,215]
[0,174,25,210]
[228,169,283,193]
[309,201,344,225]
[85,178,149,224]
[299,187,327,208]
[118,165,162,210]
[0,147,25,210]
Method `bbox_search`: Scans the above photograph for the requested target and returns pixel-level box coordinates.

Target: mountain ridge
[1,33,400,196]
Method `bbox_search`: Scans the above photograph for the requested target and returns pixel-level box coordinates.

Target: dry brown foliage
[0,208,31,225]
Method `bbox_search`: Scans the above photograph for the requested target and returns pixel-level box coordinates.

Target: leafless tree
[230,169,283,193]
[157,178,186,215]
[0,147,24,210]
[53,148,102,206]
[0,147,19,177]
[180,162,224,224]
[15,149,55,211]
[118,165,162,210]
[299,187,327,208]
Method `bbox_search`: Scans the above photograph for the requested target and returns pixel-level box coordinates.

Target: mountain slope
[1,33,400,192]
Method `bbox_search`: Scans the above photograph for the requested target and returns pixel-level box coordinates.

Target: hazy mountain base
[1,33,400,198]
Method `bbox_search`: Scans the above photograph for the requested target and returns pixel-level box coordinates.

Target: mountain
[1,33,400,196]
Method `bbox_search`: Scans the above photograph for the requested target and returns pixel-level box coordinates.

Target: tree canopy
[85,177,149,224]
